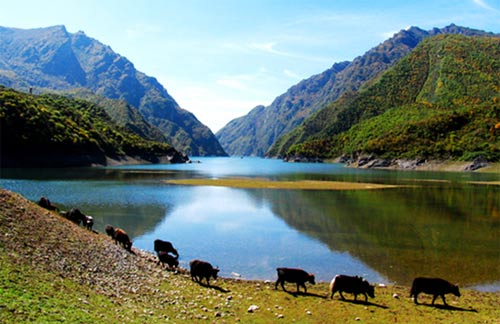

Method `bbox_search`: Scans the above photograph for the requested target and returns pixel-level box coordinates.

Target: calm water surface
[1,157,499,291]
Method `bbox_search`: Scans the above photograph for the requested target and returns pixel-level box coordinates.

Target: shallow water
[1,157,499,290]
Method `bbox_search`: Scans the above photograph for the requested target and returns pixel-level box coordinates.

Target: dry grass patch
[165,178,401,190]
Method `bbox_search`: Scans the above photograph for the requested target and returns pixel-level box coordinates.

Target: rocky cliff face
[0,25,227,156]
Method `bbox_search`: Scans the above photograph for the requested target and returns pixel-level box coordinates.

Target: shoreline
[327,157,500,173]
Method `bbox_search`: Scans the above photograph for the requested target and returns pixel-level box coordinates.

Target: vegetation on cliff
[271,35,500,162]
[0,86,187,167]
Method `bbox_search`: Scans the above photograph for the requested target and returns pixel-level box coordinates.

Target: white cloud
[249,42,291,57]
[473,0,497,11]
[283,69,301,80]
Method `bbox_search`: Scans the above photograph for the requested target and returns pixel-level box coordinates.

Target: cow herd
[37,196,462,307]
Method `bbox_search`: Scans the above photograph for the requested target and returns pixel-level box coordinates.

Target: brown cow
[113,228,132,251]
[275,267,315,293]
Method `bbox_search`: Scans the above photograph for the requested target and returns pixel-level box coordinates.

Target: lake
[1,157,499,291]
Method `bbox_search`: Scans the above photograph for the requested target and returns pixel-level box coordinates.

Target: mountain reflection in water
[257,186,500,287]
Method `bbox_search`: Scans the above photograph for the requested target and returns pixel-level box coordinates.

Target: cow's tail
[329,275,337,296]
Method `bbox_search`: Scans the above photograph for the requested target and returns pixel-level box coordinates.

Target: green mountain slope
[0,25,226,156]
[63,88,167,143]
[0,87,188,167]
[272,35,500,162]
[217,24,496,157]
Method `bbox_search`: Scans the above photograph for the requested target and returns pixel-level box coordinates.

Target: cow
[83,215,94,231]
[158,251,179,269]
[410,277,460,305]
[189,259,219,286]
[329,275,375,302]
[66,208,86,225]
[275,267,315,293]
[38,197,58,211]
[154,239,179,258]
[105,224,115,238]
[113,228,133,251]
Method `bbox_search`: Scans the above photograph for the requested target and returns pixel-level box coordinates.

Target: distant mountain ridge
[0,25,226,156]
[217,24,497,157]
[273,34,500,162]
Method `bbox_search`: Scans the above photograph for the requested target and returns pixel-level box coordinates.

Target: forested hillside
[217,24,497,157]
[0,87,188,167]
[271,35,500,162]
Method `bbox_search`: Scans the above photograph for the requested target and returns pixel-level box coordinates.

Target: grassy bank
[0,189,499,323]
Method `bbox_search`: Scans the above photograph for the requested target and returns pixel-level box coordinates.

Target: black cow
[329,275,375,302]
[275,267,315,293]
[158,251,179,269]
[105,224,115,238]
[66,208,86,225]
[83,215,94,231]
[38,197,58,211]
[189,259,219,286]
[154,239,179,258]
[410,277,460,305]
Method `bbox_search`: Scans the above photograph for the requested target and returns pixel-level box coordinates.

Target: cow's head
[363,281,375,298]
[212,268,220,280]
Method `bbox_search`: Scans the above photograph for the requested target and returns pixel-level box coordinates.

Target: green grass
[2,255,499,323]
[0,255,118,323]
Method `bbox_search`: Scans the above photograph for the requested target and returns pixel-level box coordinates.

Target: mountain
[272,34,500,162]
[217,24,497,157]
[0,86,188,167]
[0,25,226,156]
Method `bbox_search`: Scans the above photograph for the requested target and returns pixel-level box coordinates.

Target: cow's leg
[339,291,346,300]
[441,295,447,305]
[363,293,368,302]
[275,279,280,290]
[413,293,419,304]
[431,294,437,305]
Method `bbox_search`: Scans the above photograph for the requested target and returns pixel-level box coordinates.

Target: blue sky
[1,0,499,132]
